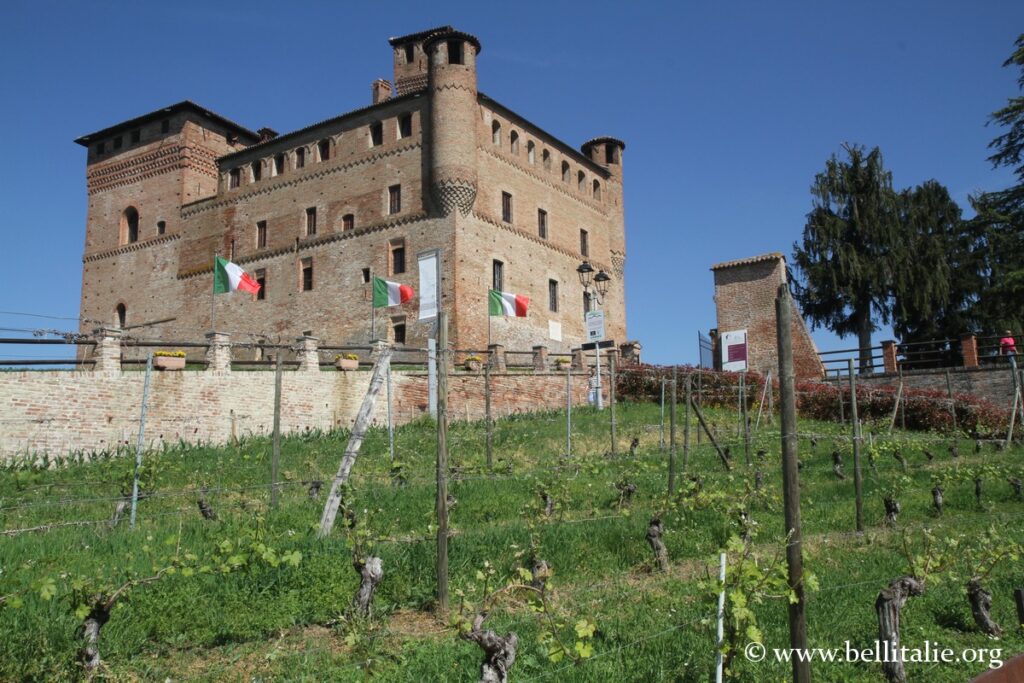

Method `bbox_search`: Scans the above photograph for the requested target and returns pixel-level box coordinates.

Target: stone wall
[835,364,1019,408]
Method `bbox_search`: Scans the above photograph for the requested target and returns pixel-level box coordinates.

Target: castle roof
[710,252,785,271]
[388,26,454,46]
[73,100,259,146]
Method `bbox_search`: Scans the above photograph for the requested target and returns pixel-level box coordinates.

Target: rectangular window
[255,269,266,300]
[388,184,402,214]
[113,136,122,149]
[390,240,406,275]
[447,40,463,65]
[501,192,513,223]
[580,229,589,257]
[130,129,140,144]
[404,43,415,64]
[343,214,355,231]
[548,279,559,313]
[318,139,330,161]
[229,168,240,189]
[256,220,267,248]
[161,119,170,134]
[230,238,236,261]
[538,209,548,239]
[251,162,261,181]
[370,122,384,147]
[301,258,313,291]
[361,267,371,284]
[274,154,284,175]
[305,207,317,236]
[398,114,412,139]
[393,321,407,345]
[295,147,305,168]
[492,260,504,292]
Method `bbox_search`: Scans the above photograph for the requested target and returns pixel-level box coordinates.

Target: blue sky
[0,1,1021,365]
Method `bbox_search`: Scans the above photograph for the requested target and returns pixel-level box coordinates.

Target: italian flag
[373,277,414,308]
[489,289,529,317]
[213,256,261,295]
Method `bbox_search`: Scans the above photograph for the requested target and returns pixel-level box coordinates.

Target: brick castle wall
[836,365,1018,409]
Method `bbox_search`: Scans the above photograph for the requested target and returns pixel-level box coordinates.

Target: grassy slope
[1,402,1023,681]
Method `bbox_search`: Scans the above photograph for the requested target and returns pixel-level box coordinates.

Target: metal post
[742,372,751,465]
[386,362,395,461]
[737,372,744,437]
[669,366,677,494]
[566,364,572,457]
[595,347,604,410]
[660,379,666,450]
[428,338,438,418]
[683,374,691,473]
[271,351,283,508]
[776,284,811,683]
[848,358,863,533]
[436,312,450,616]
[484,360,493,470]
[714,551,727,683]
[609,354,617,456]
[838,369,845,425]
[129,352,154,529]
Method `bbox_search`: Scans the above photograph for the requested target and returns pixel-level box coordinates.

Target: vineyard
[2,388,1024,681]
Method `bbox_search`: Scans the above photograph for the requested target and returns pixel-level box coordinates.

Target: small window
[229,168,240,189]
[492,260,504,291]
[113,136,122,150]
[593,179,602,200]
[370,122,383,147]
[527,141,535,164]
[301,258,313,291]
[161,119,170,134]
[295,147,306,168]
[580,229,589,257]
[548,279,559,313]
[256,220,267,248]
[605,143,618,164]
[447,40,463,65]
[578,170,585,192]
[122,207,139,244]
[274,154,284,175]
[390,240,406,275]
[130,129,140,144]
[562,161,570,183]
[318,139,330,161]
[492,120,501,146]
[305,207,317,236]
[404,43,415,64]
[510,131,519,155]
[393,320,407,345]
[398,114,412,139]
[501,192,513,223]
[583,291,592,316]
[538,209,548,239]
[96,142,105,155]
[116,303,126,328]
[542,149,551,170]
[361,267,371,283]
[230,238,236,261]
[157,220,166,235]
[251,161,262,182]
[343,213,355,231]
[388,184,401,214]
[255,269,266,300]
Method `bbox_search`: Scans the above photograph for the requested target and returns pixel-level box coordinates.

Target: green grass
[1,402,1023,681]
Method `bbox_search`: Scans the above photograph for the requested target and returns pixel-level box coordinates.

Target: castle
[75,26,627,354]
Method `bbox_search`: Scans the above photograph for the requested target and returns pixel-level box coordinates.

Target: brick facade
[75,27,627,357]
[711,253,824,381]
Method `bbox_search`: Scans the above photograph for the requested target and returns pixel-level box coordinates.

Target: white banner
[417,250,439,321]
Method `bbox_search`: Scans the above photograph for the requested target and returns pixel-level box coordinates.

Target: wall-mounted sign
[721,329,748,372]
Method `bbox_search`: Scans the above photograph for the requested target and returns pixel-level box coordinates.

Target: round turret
[581,137,625,179]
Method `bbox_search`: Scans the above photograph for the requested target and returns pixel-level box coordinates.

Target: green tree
[791,144,899,371]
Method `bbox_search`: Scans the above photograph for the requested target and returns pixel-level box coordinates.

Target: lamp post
[577,261,612,410]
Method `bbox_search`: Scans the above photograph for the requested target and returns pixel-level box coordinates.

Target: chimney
[257,127,278,142]
[372,79,393,104]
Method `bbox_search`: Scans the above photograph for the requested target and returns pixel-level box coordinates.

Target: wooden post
[683,374,692,473]
[386,363,395,461]
[741,372,751,465]
[129,352,153,529]
[668,366,677,494]
[565,364,572,457]
[271,351,283,508]
[887,381,903,435]
[609,354,617,457]
[436,312,450,616]
[1006,388,1020,450]
[776,284,810,683]
[690,399,732,471]
[945,369,957,430]
[660,379,666,450]
[1013,587,1024,628]
[484,361,493,470]
[848,358,863,533]
[737,372,744,437]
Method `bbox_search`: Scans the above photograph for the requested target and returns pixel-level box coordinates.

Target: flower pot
[154,356,185,371]
[464,359,482,372]
[335,358,359,371]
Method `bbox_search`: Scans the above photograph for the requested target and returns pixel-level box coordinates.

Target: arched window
[527,141,535,164]
[116,303,126,329]
[251,160,262,181]
[561,161,570,183]
[578,171,585,192]
[542,149,551,170]
[492,120,501,146]
[121,207,139,244]
[274,154,285,175]
[510,131,519,155]
[318,138,331,161]
[593,179,601,200]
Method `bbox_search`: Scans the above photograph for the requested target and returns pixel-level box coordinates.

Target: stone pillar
[488,344,506,372]
[571,348,585,371]
[296,335,320,373]
[91,327,123,375]
[881,340,898,374]
[532,345,549,373]
[619,340,642,366]
[960,334,979,368]
[205,332,232,373]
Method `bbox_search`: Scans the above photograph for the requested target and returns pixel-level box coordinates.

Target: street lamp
[577,260,613,409]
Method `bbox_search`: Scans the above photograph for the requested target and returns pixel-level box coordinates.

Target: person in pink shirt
[1000,330,1017,369]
